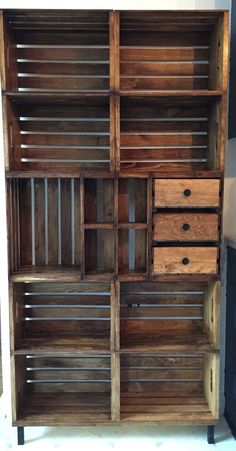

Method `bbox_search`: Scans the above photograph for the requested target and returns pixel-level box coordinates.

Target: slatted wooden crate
[3,96,110,172]
[1,10,109,93]
[120,11,228,93]
[120,96,225,172]
[120,353,219,423]
[10,282,111,353]
[12,354,111,425]
[120,282,220,352]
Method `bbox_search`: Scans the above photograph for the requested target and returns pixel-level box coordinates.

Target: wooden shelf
[13,337,110,355]
[15,393,111,426]
[120,394,215,424]
[10,267,81,282]
[120,337,218,354]
[119,90,226,97]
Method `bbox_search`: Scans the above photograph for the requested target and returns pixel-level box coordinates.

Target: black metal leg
[207,425,215,444]
[17,427,24,446]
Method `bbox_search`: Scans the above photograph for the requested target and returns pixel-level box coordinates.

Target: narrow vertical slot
[80,176,85,277]
[71,179,75,266]
[44,179,48,265]
[128,179,135,271]
[31,178,35,266]
[97,179,104,271]
[57,178,61,265]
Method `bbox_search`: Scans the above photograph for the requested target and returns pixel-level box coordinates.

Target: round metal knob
[183,189,191,197]
[182,223,190,231]
[182,257,189,265]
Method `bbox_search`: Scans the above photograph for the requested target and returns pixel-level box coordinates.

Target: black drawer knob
[182,257,190,265]
[183,189,191,197]
[182,223,190,231]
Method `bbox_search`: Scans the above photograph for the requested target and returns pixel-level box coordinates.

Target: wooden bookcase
[0,9,229,445]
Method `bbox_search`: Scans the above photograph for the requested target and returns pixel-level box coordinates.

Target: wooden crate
[120,281,220,352]
[12,354,111,425]
[10,281,111,353]
[120,353,219,423]
[120,96,225,172]
[119,11,228,92]
[1,10,109,93]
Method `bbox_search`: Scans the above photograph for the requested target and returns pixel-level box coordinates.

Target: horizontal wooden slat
[121,62,208,76]
[19,62,109,76]
[18,76,109,91]
[120,77,208,91]
[120,32,211,47]
[121,120,208,133]
[120,48,209,62]
[120,356,204,367]
[122,368,203,380]
[121,149,207,161]
[120,306,203,318]
[120,134,207,147]
[17,47,109,61]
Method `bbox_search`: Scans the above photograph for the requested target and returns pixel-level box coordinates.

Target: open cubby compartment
[118,229,147,275]
[2,10,109,93]
[3,95,110,172]
[120,10,228,92]
[120,281,220,352]
[85,229,115,276]
[120,96,225,172]
[8,177,82,274]
[10,281,111,352]
[120,352,219,423]
[12,353,111,425]
[84,178,114,224]
[118,178,147,223]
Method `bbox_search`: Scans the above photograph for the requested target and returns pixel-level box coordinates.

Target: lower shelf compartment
[120,394,214,423]
[12,354,111,425]
[120,352,219,424]
[16,393,111,426]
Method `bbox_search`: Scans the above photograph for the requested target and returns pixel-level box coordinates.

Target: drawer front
[154,179,220,207]
[153,213,219,241]
[153,247,218,274]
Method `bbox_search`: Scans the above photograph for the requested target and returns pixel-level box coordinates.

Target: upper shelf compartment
[119,11,228,94]
[1,10,109,94]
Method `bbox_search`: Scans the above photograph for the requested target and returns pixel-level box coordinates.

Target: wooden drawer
[154,179,220,207]
[153,247,218,274]
[153,213,219,242]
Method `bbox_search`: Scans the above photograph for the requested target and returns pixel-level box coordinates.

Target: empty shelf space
[84,179,114,224]
[120,96,224,172]
[120,281,220,353]
[10,267,81,282]
[2,10,110,94]
[13,354,111,425]
[120,11,228,93]
[120,353,219,423]
[11,281,111,353]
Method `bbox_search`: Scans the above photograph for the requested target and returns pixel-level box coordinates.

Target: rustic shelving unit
[0,9,229,445]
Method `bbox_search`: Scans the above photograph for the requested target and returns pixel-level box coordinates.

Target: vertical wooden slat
[111,280,120,421]
[71,179,75,265]
[61,179,72,265]
[48,179,58,265]
[35,179,45,266]
[114,178,119,278]
[147,176,153,278]
[219,94,227,171]
[74,178,81,268]
[222,11,229,92]
[204,281,220,348]
[80,176,85,277]
[115,95,120,172]
[209,12,229,91]
[118,229,129,273]
[0,12,18,90]
[118,179,129,223]
[204,353,220,419]
[109,11,120,92]
[85,230,97,273]
[135,179,147,222]
[135,229,146,272]
[19,179,32,266]
[84,179,97,223]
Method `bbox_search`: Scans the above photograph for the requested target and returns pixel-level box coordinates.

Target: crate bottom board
[13,393,216,426]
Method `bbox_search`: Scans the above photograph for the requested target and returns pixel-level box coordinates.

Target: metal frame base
[207,425,215,444]
[17,427,24,446]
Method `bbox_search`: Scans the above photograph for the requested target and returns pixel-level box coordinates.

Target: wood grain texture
[154,213,219,242]
[153,247,218,274]
[154,179,220,207]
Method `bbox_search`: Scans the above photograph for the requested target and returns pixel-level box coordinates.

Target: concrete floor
[0,415,235,451]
